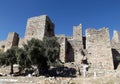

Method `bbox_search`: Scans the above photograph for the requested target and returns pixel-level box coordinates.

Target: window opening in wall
[83,36,86,49]
[1,45,5,49]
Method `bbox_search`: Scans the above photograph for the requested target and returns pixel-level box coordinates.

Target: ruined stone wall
[0,40,6,52]
[18,38,26,48]
[5,32,19,51]
[66,39,74,62]
[86,28,114,70]
[66,36,73,40]
[25,15,46,40]
[0,15,116,72]
[44,16,55,37]
[25,15,54,41]
[18,15,55,48]
[112,30,120,43]
[66,24,83,63]
[111,30,120,53]
[67,40,83,63]
[57,35,67,63]
[111,30,120,69]
[73,24,82,42]
[72,24,83,63]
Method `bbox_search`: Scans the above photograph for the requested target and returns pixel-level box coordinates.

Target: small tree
[23,38,46,70]
[0,52,6,66]
[43,37,60,67]
[16,48,32,73]
[23,37,60,74]
[5,46,18,74]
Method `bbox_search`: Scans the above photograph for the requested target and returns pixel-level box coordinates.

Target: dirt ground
[0,76,120,84]
[0,65,120,84]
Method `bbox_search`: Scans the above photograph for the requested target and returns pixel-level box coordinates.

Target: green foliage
[0,37,60,75]
[43,37,60,66]
[23,38,46,66]
[0,52,6,66]
[5,46,18,74]
[116,55,120,61]
[23,37,60,69]
[16,48,31,68]
[5,46,18,65]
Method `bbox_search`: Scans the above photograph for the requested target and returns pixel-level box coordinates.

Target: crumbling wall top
[27,15,52,23]
[0,40,6,47]
[86,28,110,45]
[73,24,82,42]
[25,15,54,40]
[86,28,109,34]
[112,30,120,43]
[28,15,47,20]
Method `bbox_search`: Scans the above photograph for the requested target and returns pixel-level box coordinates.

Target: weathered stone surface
[57,35,67,63]
[0,40,6,52]
[18,38,25,48]
[86,28,114,70]
[111,30,120,69]
[111,30,120,53]
[0,32,19,52]
[112,30,120,43]
[1,14,120,76]
[25,15,54,41]
[67,40,83,63]
[66,24,83,63]
[73,24,82,42]
[5,32,19,51]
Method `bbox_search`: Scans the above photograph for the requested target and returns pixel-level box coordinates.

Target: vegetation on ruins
[23,38,46,68]
[116,56,120,61]
[0,52,6,66]
[4,47,18,74]
[16,47,31,72]
[0,37,60,75]
[43,37,60,67]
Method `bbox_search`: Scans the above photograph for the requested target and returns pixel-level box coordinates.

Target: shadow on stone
[66,42,74,62]
[47,66,76,77]
[112,48,120,69]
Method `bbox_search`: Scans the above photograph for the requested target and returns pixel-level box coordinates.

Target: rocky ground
[0,65,120,84]
[0,76,120,84]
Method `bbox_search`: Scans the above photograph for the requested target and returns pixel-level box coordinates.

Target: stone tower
[86,28,114,70]
[112,30,120,43]
[71,24,83,63]
[57,35,67,63]
[111,30,120,53]
[5,32,19,51]
[25,15,54,40]
[73,24,83,42]
[111,30,120,69]
[19,15,55,48]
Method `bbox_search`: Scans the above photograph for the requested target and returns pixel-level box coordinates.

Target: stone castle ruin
[0,15,120,76]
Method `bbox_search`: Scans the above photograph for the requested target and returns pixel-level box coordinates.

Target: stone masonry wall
[111,30,120,53]
[18,15,54,48]
[25,15,46,40]
[111,30,120,69]
[0,15,116,72]
[86,28,114,70]
[0,40,6,52]
[68,40,83,63]
[18,38,26,48]
[5,32,19,51]
[25,15,54,41]
[57,35,67,63]
[72,24,83,63]
[73,24,82,42]
[112,30,120,43]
